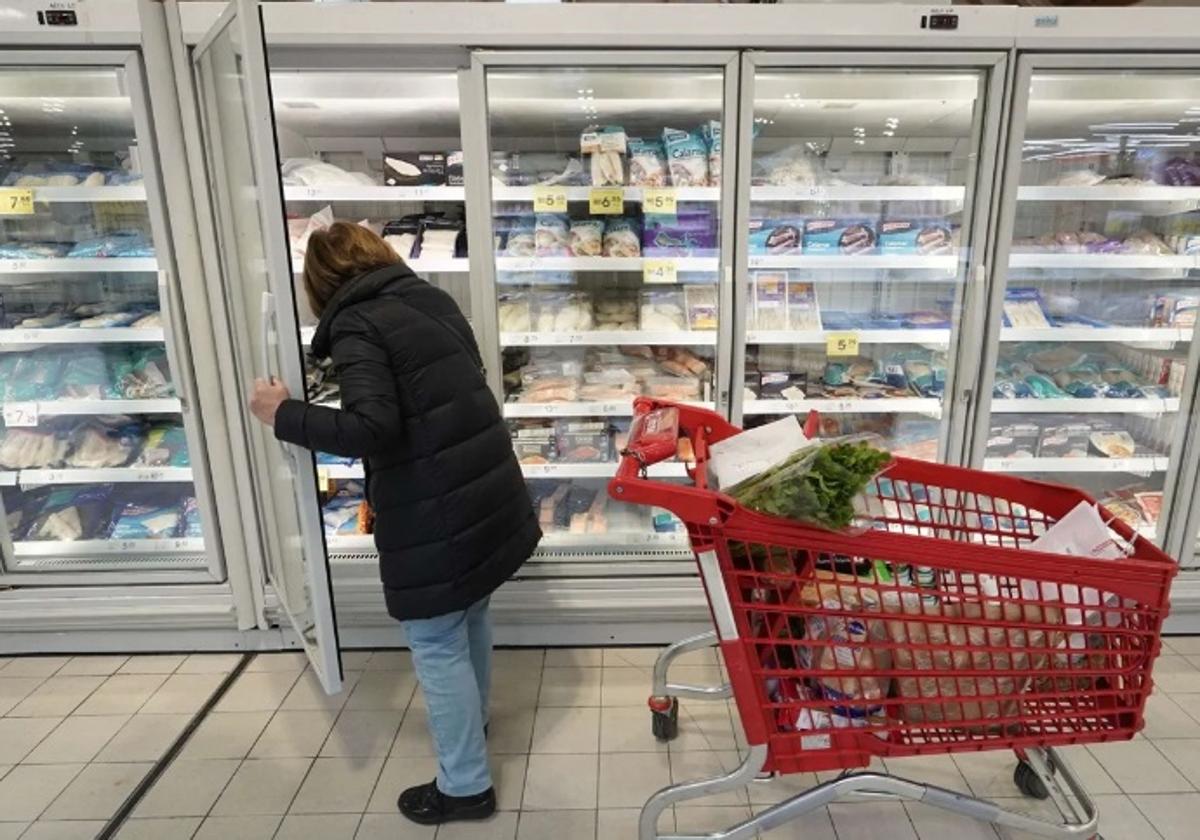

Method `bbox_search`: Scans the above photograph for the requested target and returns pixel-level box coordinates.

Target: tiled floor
[4,643,1200,838]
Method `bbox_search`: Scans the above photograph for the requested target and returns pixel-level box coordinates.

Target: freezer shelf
[501,330,717,347]
[747,254,958,272]
[320,462,690,480]
[13,538,205,558]
[0,258,158,274]
[495,256,719,273]
[504,400,716,419]
[1000,327,1191,344]
[493,185,719,203]
[1016,185,1200,216]
[750,185,966,205]
[16,467,193,486]
[743,398,943,416]
[2,399,183,417]
[1008,253,1197,270]
[283,185,465,202]
[0,328,165,346]
[747,329,950,346]
[982,456,1169,474]
[23,186,148,203]
[990,398,1180,414]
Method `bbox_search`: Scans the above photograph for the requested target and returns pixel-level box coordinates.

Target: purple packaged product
[644,209,718,257]
[802,219,876,255]
[878,219,953,255]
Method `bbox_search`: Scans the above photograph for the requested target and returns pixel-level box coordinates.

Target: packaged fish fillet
[20,484,114,542]
[110,499,182,540]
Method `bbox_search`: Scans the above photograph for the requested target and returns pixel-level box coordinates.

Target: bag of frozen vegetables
[725,437,892,531]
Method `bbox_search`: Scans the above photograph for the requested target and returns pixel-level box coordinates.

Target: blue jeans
[402,596,493,797]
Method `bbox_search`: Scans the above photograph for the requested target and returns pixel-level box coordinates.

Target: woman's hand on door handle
[250,377,291,427]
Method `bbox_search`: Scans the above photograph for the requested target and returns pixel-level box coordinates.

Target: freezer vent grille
[329,550,379,564]
[531,548,694,562]
[12,554,203,571]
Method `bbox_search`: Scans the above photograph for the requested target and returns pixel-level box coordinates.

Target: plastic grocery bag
[707,415,810,490]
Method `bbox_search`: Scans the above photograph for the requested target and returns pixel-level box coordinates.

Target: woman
[249,222,541,827]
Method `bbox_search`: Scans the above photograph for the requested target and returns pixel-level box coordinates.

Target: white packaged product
[535,214,571,257]
[534,291,594,333]
[280,158,375,187]
[569,220,604,257]
[498,292,533,332]
[640,289,687,332]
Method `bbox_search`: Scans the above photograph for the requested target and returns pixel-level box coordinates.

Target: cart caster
[1014,759,1050,800]
[649,696,679,742]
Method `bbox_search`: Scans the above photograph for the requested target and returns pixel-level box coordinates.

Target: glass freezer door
[193,0,342,692]
[736,56,1004,463]
[976,58,1200,550]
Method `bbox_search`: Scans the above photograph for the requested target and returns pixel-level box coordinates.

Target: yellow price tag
[826,332,860,357]
[0,188,34,216]
[532,185,568,213]
[589,187,624,215]
[643,259,677,285]
[641,187,677,216]
[317,467,330,494]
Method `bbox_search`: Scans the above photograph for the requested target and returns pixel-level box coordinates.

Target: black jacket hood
[310,261,421,358]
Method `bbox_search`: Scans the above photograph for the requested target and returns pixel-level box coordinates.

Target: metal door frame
[968,52,1200,560]
[731,51,1009,467]
[0,48,223,585]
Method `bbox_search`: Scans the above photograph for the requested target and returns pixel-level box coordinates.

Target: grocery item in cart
[803,219,876,255]
[661,127,710,188]
[581,125,627,187]
[627,138,669,187]
[602,217,641,258]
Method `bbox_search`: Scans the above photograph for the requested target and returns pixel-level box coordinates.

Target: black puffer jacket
[274,263,541,620]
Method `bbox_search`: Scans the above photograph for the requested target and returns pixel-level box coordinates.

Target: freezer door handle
[259,290,275,382]
[158,270,191,413]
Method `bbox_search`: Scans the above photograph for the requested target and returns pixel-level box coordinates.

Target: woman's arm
[273,311,403,458]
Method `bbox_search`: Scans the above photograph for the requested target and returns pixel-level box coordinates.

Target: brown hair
[302,221,401,316]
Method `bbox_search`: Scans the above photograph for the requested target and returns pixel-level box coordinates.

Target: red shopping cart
[611,398,1176,840]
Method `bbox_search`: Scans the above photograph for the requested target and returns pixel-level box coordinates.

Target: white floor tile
[0,718,60,765]
[8,676,105,718]
[493,754,528,812]
[133,758,240,818]
[57,656,129,677]
[211,758,312,816]
[1086,740,1193,794]
[389,708,435,758]
[97,713,190,763]
[1164,637,1200,656]
[1150,739,1200,787]
[671,704,738,752]
[275,813,361,840]
[288,756,385,814]
[361,651,412,672]
[118,655,187,675]
[181,711,272,760]
[245,653,307,673]
[343,671,417,712]
[1130,792,1200,840]
[193,814,282,840]
[280,670,361,713]
[249,710,337,759]
[751,804,839,839]
[0,678,44,716]
[670,751,749,806]
[354,813,435,839]
[116,816,203,839]
[953,750,1030,798]
[829,802,918,840]
[43,762,151,820]
[1048,744,1121,796]
[215,671,302,713]
[598,808,653,838]
[538,669,602,707]
[19,820,107,839]
[1152,657,1200,694]
[0,824,25,840]
[1142,693,1200,740]
[438,811,518,840]
[531,707,600,754]
[600,707,668,754]
[600,668,651,707]
[602,649,660,669]
[905,801,999,840]
[176,654,244,675]
[24,715,129,764]
[341,652,374,671]
[598,752,670,810]
[491,678,542,710]
[544,649,603,669]
[75,674,169,716]
[320,710,401,758]
[141,673,225,715]
[0,764,82,822]
[524,754,599,811]
[493,650,545,672]
[489,708,536,755]
[366,756,438,813]
[0,658,68,679]
[516,809,595,840]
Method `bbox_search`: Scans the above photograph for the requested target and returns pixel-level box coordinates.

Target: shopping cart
[611,398,1176,840]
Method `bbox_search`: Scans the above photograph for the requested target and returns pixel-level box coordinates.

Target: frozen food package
[0,242,69,260]
[534,290,593,333]
[643,208,718,257]
[111,499,182,540]
[114,348,173,399]
[67,232,154,259]
[534,214,570,257]
[1135,491,1162,524]
[178,496,204,538]
[1091,430,1137,459]
[446,150,464,187]
[76,310,141,329]
[323,482,368,536]
[581,125,627,187]
[602,217,641,258]
[700,120,722,187]
[654,346,709,377]
[753,272,788,330]
[511,421,557,465]
[1037,424,1092,459]
[383,152,446,187]
[640,289,687,332]
[503,217,536,257]
[803,219,876,255]
[786,281,821,331]
[661,127,710,188]
[59,348,117,400]
[2,351,65,401]
[0,428,69,470]
[280,158,374,187]
[134,423,190,467]
[65,422,141,468]
[627,138,669,187]
[20,485,114,542]
[684,285,718,331]
[748,218,803,255]
[498,292,533,333]
[878,219,954,255]
[592,290,639,330]
[568,219,604,257]
[415,218,463,260]
[556,421,612,463]
[1002,288,1052,329]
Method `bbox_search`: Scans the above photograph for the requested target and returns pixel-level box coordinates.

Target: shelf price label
[826,332,859,357]
[589,187,624,215]
[532,185,568,213]
[2,402,38,428]
[643,259,678,285]
[0,188,34,216]
[641,187,677,216]
[317,467,330,494]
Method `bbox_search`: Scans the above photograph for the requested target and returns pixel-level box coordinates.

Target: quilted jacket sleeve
[273,309,403,458]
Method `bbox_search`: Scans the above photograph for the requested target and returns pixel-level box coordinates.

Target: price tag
[136,469,166,482]
[0,188,34,216]
[533,186,569,213]
[317,467,330,493]
[3,402,38,427]
[589,187,624,215]
[641,187,677,216]
[643,259,678,285]
[826,332,859,357]
[805,185,829,200]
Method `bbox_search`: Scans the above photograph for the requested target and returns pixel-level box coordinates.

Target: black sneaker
[397,780,496,826]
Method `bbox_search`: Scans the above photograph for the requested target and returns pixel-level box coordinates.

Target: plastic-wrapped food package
[0,242,70,259]
[753,272,788,330]
[535,214,571,257]
[280,158,374,187]
[568,220,604,257]
[752,146,819,187]
[59,348,118,400]
[640,289,687,331]
[15,311,73,329]
[76,310,142,329]
[65,422,141,468]
[602,217,641,258]
[627,138,669,187]
[134,423,190,467]
[1002,288,1052,329]
[415,218,464,260]
[1122,230,1172,255]
[1044,170,1106,187]
[110,498,182,540]
[67,232,154,259]
[289,205,335,260]
[114,348,173,399]
[534,290,593,333]
[498,292,533,333]
[700,121,722,187]
[511,420,557,464]
[644,208,718,257]
[803,219,876,255]
[654,346,709,378]
[685,285,718,331]
[131,311,162,329]
[504,217,536,257]
[748,218,803,255]
[555,421,611,463]
[581,125,627,187]
[1154,157,1200,187]
[786,281,820,331]
[0,428,69,470]
[878,219,954,255]
[593,290,639,330]
[661,127,710,187]
[323,481,370,536]
[2,352,65,401]
[20,485,114,542]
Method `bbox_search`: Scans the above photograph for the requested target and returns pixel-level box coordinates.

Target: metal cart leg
[648,630,733,742]
[638,745,1100,840]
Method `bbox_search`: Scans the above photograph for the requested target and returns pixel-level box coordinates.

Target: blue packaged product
[315,451,358,467]
[3,351,65,401]
[178,497,204,538]
[627,138,669,187]
[802,219,876,255]
[661,127,710,187]
[700,121,722,187]
[878,219,954,255]
[67,232,154,259]
[111,500,182,540]
[21,484,114,542]
[748,218,804,255]
[0,242,69,259]
[643,209,717,256]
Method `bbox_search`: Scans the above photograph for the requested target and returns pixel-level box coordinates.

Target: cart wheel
[1013,760,1050,800]
[650,697,679,742]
